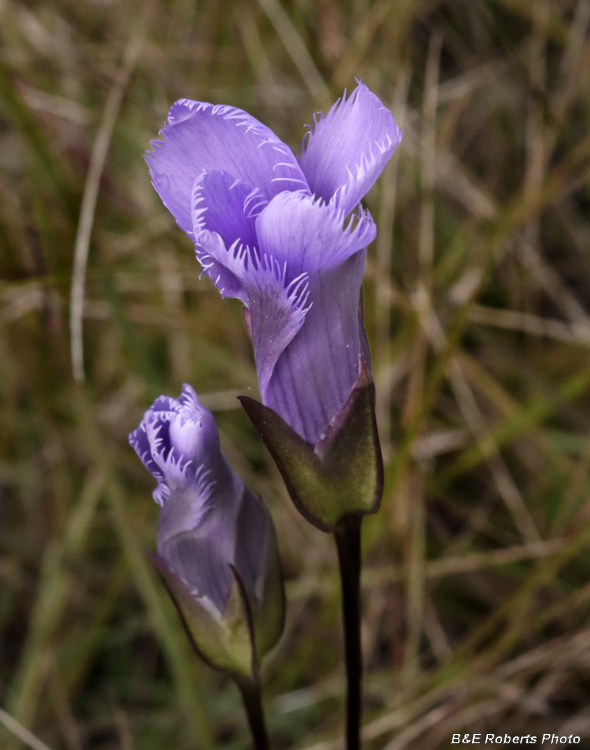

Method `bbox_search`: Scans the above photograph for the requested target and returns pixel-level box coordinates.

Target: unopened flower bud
[130,384,284,678]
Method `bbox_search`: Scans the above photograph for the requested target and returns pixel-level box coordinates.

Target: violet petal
[299,82,402,215]
[255,190,376,276]
[147,99,310,233]
[191,170,264,302]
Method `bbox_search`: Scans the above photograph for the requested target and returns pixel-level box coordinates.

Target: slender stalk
[334,514,363,750]
[236,677,270,750]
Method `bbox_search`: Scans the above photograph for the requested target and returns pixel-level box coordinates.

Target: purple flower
[147,83,401,445]
[129,384,278,618]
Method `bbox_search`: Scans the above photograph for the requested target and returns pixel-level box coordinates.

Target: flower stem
[334,513,363,750]
[236,677,271,750]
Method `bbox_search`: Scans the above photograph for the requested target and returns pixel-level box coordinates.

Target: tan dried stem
[69,18,148,382]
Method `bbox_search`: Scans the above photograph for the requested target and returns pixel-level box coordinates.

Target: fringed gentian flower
[146,83,401,451]
[129,384,284,679]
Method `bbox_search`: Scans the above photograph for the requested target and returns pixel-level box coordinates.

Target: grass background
[1,0,590,747]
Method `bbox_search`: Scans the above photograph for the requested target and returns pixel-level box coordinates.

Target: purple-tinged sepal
[129,384,285,679]
[148,550,258,679]
[246,520,285,661]
[239,360,383,532]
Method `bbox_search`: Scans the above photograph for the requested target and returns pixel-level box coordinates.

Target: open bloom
[129,385,282,644]
[147,83,401,445]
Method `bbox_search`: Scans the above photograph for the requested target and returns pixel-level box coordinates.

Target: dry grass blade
[416,291,542,542]
[69,16,148,382]
[256,0,330,102]
[468,304,590,344]
[359,539,567,588]
[418,30,442,289]
[4,472,104,744]
[0,709,54,750]
[374,68,410,458]
[330,0,399,88]
[381,704,454,750]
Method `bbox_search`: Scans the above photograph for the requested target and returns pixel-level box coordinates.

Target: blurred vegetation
[1,0,590,747]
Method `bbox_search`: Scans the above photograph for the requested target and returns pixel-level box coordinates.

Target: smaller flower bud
[130,384,284,679]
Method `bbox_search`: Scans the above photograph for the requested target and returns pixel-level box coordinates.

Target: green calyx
[239,360,384,532]
[250,519,286,660]
[148,550,257,680]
